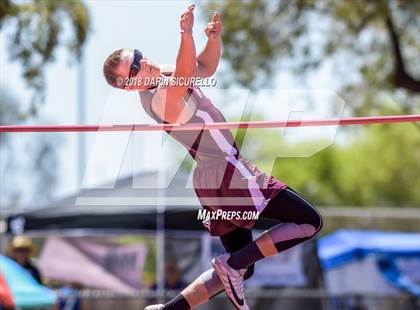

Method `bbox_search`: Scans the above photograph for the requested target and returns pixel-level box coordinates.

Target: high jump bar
[0,115,419,133]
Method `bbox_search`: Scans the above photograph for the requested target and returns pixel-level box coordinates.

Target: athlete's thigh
[219,227,253,253]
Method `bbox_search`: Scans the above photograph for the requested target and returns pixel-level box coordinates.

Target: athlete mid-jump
[103,5,322,310]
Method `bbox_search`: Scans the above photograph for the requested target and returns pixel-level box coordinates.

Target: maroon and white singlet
[139,84,287,236]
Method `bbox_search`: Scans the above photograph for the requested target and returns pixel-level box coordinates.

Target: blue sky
[1,1,344,206]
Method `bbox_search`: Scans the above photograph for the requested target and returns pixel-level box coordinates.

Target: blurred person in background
[54,282,87,310]
[151,259,187,291]
[148,259,187,305]
[9,236,42,284]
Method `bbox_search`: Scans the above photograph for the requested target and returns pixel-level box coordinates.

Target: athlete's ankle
[227,242,264,270]
[163,294,191,310]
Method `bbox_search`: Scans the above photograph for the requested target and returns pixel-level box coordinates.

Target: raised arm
[173,5,197,79]
[195,12,222,77]
[154,5,197,123]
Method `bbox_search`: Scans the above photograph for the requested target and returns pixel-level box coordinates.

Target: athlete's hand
[180,4,195,33]
[204,12,222,40]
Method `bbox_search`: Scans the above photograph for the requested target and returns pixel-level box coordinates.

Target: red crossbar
[0,115,419,133]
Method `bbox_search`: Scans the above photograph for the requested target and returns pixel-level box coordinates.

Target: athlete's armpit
[150,87,197,124]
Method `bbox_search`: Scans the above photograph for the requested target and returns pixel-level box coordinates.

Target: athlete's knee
[244,264,255,280]
[288,188,323,234]
[307,207,323,236]
[316,212,323,233]
[298,206,323,239]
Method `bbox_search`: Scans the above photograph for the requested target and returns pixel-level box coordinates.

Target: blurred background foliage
[0,0,90,204]
[234,118,419,207]
[203,0,419,207]
[203,0,419,115]
[0,0,418,208]
[0,0,90,113]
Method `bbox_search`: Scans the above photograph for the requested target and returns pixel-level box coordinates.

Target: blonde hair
[103,49,127,88]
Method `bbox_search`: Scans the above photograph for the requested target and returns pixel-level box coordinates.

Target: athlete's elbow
[199,71,214,78]
[196,61,216,77]
[202,64,216,77]
[204,68,216,77]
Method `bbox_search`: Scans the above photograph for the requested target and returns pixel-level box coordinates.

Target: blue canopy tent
[0,255,56,309]
[317,229,420,296]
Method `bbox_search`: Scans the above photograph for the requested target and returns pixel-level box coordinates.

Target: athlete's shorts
[193,155,287,236]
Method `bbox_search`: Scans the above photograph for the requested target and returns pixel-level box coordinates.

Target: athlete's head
[103,49,161,91]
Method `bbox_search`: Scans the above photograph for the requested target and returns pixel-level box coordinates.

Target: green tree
[203,0,419,114]
[0,0,90,112]
[335,122,420,207]
[240,121,420,207]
